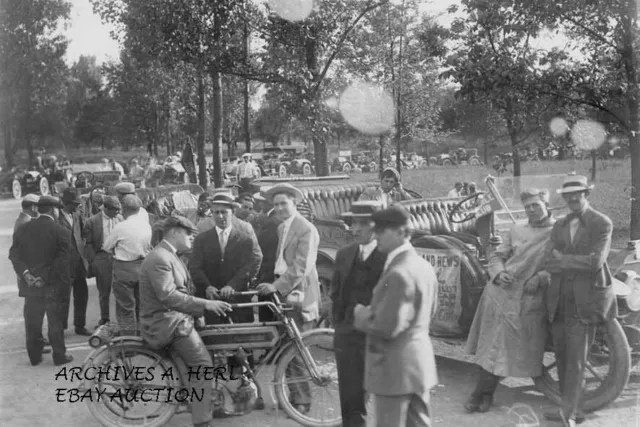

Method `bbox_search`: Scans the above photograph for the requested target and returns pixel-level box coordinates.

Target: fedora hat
[265,183,304,204]
[341,201,384,219]
[61,188,82,205]
[371,205,412,229]
[557,175,594,194]
[210,192,240,209]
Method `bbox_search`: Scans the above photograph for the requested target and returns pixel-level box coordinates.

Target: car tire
[302,163,312,176]
[39,177,50,196]
[342,163,352,174]
[12,179,22,200]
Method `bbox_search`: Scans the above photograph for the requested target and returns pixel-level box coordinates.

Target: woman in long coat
[464,188,555,413]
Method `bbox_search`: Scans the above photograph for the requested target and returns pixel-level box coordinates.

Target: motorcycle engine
[211,350,259,417]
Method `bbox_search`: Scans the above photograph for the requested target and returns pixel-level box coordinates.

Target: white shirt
[569,217,580,244]
[237,161,256,179]
[383,242,413,272]
[359,239,378,261]
[103,214,152,261]
[61,210,74,227]
[274,213,298,276]
[215,225,232,256]
[447,189,462,198]
[101,212,120,243]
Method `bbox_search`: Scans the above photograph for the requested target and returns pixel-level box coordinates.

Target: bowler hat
[341,201,384,219]
[371,205,411,229]
[61,188,82,205]
[210,192,240,209]
[22,194,40,205]
[265,183,304,204]
[556,175,594,194]
[163,215,198,234]
[114,182,136,195]
[37,195,60,207]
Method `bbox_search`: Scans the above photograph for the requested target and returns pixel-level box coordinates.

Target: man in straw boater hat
[139,215,232,427]
[332,201,387,426]
[190,192,262,325]
[256,182,321,412]
[358,167,414,208]
[353,205,438,427]
[542,175,616,427]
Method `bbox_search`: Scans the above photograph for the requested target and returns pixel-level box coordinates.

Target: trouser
[171,328,214,425]
[335,327,367,427]
[286,310,314,406]
[371,393,431,427]
[93,252,114,323]
[24,296,66,364]
[60,261,88,330]
[112,259,142,334]
[471,366,502,398]
[551,313,596,420]
[239,177,254,193]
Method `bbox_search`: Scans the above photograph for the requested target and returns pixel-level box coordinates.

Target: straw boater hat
[341,201,384,219]
[556,175,594,194]
[22,194,40,206]
[242,153,252,159]
[265,183,304,204]
[210,192,241,209]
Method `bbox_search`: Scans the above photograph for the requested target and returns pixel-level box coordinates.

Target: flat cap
[22,194,40,205]
[198,192,212,202]
[103,196,121,210]
[163,215,197,234]
[381,167,401,182]
[38,195,60,207]
[121,194,142,210]
[114,182,136,195]
[371,205,411,229]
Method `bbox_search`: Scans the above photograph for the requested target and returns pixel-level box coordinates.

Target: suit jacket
[256,212,283,283]
[83,212,122,264]
[58,210,88,276]
[545,207,617,324]
[9,216,71,299]
[330,242,386,327]
[273,214,321,322]
[13,212,33,233]
[356,247,439,397]
[139,241,209,349]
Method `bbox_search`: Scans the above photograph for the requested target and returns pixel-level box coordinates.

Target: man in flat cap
[332,201,387,426]
[353,205,438,427]
[114,181,150,223]
[83,196,122,326]
[256,183,321,412]
[190,193,262,325]
[359,167,414,208]
[14,194,40,233]
[103,194,152,333]
[58,188,91,336]
[9,196,73,366]
[139,215,232,427]
[543,175,615,427]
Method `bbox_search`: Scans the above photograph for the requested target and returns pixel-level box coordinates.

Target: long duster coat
[465,215,555,377]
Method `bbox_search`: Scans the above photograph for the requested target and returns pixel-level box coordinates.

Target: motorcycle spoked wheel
[534,318,631,413]
[84,343,182,427]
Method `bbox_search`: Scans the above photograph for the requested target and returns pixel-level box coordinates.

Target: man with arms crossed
[331,201,386,426]
[354,205,438,427]
[544,175,616,427]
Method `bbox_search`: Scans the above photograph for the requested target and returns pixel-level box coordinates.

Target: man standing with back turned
[353,205,438,427]
[544,175,616,427]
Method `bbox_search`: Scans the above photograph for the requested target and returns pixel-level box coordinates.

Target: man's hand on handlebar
[219,285,234,298]
[205,300,232,316]
[205,286,219,300]
[256,283,277,296]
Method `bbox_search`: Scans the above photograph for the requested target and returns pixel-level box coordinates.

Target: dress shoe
[477,394,493,413]
[463,394,482,413]
[30,358,42,366]
[42,347,52,354]
[75,327,92,336]
[54,354,74,366]
[544,411,585,425]
[96,319,109,328]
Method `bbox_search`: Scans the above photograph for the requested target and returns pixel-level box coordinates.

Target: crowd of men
[8,169,609,427]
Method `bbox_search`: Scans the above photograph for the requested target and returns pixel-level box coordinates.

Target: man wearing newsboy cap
[353,205,438,427]
[114,181,150,223]
[543,175,615,427]
[14,194,40,233]
[139,215,231,427]
[332,201,387,426]
[9,196,73,366]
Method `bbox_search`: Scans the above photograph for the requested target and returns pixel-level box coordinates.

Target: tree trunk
[197,64,207,187]
[3,122,13,168]
[591,150,597,181]
[166,102,172,156]
[211,69,224,188]
[312,132,329,176]
[243,0,251,153]
[504,101,521,177]
[378,134,385,178]
[483,139,488,165]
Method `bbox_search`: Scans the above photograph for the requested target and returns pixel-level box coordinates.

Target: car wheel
[278,165,287,177]
[342,163,352,174]
[369,162,377,172]
[442,159,453,167]
[39,177,50,196]
[12,179,22,200]
[302,163,312,176]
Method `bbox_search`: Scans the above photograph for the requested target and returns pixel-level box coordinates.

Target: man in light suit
[14,194,39,232]
[190,192,262,324]
[256,183,321,412]
[354,205,438,427]
[83,196,122,326]
[544,175,616,427]
[358,167,414,208]
[331,201,386,426]
[139,216,232,427]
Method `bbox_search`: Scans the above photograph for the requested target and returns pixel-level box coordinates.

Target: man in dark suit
[544,175,616,427]
[14,194,39,232]
[331,201,386,427]
[9,196,73,366]
[83,196,122,326]
[190,192,263,324]
[58,188,91,336]
[139,216,232,427]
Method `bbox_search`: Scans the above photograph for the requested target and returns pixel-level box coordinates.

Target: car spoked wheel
[12,179,22,200]
[303,163,312,176]
[342,163,351,174]
[39,177,50,196]
[279,165,287,177]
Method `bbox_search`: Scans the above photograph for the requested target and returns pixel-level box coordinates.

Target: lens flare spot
[571,120,607,151]
[549,117,569,137]
[339,82,395,136]
[269,0,314,22]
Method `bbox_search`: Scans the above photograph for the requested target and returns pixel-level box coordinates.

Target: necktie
[219,230,227,255]
[360,247,366,262]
